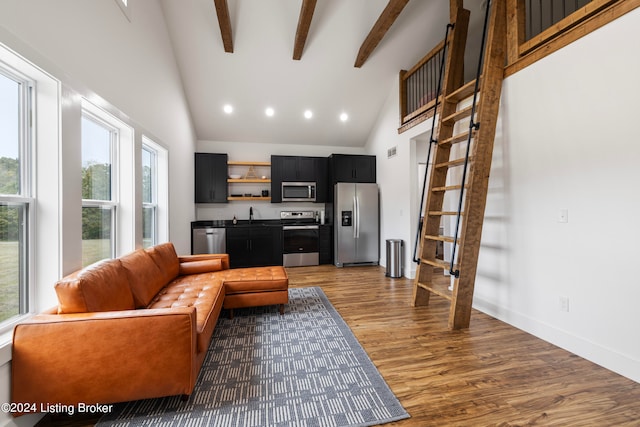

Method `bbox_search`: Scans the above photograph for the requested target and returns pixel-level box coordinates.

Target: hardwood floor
[288,265,640,426]
[36,265,640,426]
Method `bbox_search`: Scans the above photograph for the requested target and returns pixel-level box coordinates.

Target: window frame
[141,142,158,248]
[81,111,119,265]
[0,65,35,333]
[140,135,168,247]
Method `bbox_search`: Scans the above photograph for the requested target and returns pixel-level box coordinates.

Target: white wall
[474,9,640,383]
[0,1,196,425]
[368,8,640,382]
[0,0,196,256]
[365,79,435,276]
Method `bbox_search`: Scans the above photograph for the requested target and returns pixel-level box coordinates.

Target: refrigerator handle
[353,195,358,238]
[355,195,360,238]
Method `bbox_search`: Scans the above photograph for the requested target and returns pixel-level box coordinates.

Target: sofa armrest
[179,253,230,270]
[11,308,198,414]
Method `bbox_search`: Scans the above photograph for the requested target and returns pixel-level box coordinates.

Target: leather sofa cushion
[120,249,168,308]
[179,254,230,271]
[55,259,135,314]
[220,266,289,294]
[179,259,223,276]
[146,243,180,284]
[147,274,225,352]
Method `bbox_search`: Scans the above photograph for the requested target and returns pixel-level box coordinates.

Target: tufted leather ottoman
[219,266,289,318]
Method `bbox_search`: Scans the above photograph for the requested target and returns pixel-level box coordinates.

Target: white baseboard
[472,296,640,384]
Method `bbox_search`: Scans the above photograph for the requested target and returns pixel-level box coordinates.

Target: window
[81,114,117,266]
[142,143,157,248]
[141,136,168,248]
[0,67,33,327]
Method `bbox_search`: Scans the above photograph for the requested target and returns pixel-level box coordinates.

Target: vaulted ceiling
[159,0,474,147]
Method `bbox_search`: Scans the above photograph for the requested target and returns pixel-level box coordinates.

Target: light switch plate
[558,209,568,223]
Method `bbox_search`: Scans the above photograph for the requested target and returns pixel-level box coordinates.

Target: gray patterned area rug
[98,286,409,427]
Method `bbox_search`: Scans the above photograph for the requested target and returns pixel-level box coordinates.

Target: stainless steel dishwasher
[192,227,226,254]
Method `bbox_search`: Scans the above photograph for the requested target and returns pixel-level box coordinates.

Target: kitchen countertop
[192,220,332,228]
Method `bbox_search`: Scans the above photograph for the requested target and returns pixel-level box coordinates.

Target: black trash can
[385,239,404,278]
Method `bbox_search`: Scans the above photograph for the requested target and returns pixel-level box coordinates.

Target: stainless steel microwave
[281,182,316,202]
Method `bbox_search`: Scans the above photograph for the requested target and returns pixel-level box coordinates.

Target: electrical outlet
[559,296,570,312]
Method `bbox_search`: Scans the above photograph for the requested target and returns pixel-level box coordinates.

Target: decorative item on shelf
[244,165,259,180]
[229,174,242,179]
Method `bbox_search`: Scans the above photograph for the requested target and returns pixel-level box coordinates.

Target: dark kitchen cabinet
[270,155,328,203]
[195,153,228,203]
[226,225,283,268]
[329,154,376,184]
[315,157,328,202]
[319,224,333,265]
[280,156,316,182]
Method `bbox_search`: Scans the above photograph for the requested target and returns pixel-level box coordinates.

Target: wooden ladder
[412,0,507,330]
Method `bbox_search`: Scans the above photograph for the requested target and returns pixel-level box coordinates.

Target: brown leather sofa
[10,243,288,416]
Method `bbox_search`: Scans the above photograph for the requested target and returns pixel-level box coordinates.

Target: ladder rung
[442,105,474,125]
[435,157,471,169]
[420,257,449,269]
[424,234,455,243]
[420,257,458,271]
[428,211,464,217]
[446,78,480,103]
[415,281,452,301]
[432,185,465,192]
[439,131,471,147]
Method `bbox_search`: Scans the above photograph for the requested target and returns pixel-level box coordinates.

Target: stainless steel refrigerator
[334,182,379,267]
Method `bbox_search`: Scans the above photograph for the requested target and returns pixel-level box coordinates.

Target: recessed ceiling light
[304,110,313,119]
[265,107,275,117]
[340,112,349,122]
[223,104,233,114]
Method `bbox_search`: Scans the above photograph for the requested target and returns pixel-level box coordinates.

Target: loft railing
[399,40,446,128]
[525,0,595,39]
[507,0,628,68]
[400,0,634,129]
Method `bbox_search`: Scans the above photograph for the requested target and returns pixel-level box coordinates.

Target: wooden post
[399,70,408,126]
[506,0,525,66]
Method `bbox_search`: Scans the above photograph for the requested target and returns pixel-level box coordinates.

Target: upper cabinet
[195,153,374,204]
[278,156,317,182]
[195,153,228,203]
[271,155,328,203]
[329,154,376,184]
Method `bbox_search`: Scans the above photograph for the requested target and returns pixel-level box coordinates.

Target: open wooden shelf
[227,196,271,201]
[227,161,271,202]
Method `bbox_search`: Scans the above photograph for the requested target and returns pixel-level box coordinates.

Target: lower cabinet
[319,225,333,265]
[226,226,283,268]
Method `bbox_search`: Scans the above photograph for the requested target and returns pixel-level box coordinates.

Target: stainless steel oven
[281,211,319,267]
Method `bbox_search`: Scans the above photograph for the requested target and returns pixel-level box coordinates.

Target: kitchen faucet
[249,206,253,223]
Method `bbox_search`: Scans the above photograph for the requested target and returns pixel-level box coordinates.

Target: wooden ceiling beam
[293,0,318,60]
[214,0,234,53]
[354,0,411,68]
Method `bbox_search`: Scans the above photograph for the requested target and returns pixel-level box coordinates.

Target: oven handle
[283,225,319,230]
